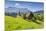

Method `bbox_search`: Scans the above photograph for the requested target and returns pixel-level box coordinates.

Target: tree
[19,10,21,16]
[27,12,34,20]
[23,14,26,19]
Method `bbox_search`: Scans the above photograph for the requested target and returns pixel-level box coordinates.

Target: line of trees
[5,11,44,24]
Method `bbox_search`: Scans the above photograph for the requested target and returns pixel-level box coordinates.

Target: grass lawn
[5,16,43,31]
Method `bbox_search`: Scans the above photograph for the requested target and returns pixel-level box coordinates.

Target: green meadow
[5,15,44,31]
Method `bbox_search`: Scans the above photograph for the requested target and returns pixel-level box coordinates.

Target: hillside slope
[5,16,43,31]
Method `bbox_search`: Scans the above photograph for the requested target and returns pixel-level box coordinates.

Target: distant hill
[34,10,44,14]
[5,7,33,16]
[5,7,44,14]
[5,7,32,14]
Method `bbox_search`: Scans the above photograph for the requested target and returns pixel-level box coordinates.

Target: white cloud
[15,3,20,6]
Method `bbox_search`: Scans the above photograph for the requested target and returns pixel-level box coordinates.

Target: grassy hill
[5,16,43,31]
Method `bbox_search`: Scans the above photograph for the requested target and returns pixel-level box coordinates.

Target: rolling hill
[5,16,43,31]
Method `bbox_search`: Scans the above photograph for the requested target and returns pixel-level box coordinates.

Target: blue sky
[5,0,44,12]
